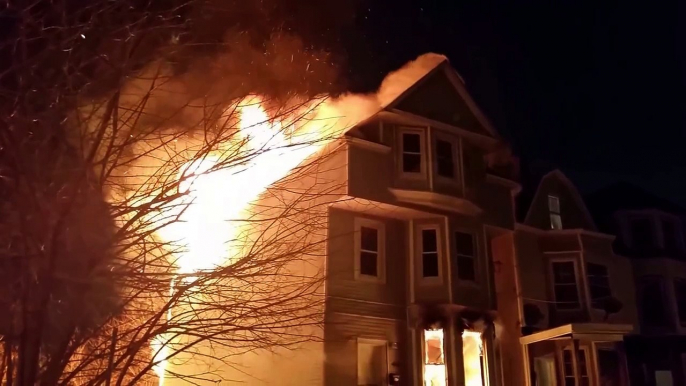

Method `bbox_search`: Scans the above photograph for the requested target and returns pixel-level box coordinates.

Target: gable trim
[523,169,598,232]
[383,61,499,138]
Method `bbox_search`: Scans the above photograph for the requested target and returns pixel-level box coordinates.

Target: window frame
[418,224,444,285]
[674,278,686,327]
[560,346,591,386]
[548,194,563,230]
[454,230,477,283]
[586,262,612,310]
[638,275,670,328]
[433,132,460,183]
[398,127,427,179]
[549,258,583,311]
[354,217,386,283]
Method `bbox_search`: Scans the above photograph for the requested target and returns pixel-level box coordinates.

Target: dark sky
[310,1,686,204]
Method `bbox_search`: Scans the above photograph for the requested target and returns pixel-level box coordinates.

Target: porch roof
[519,323,634,346]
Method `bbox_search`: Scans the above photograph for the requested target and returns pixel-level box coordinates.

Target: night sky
[297,1,686,204]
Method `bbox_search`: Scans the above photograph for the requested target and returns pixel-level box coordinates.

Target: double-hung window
[551,260,581,310]
[548,195,562,230]
[355,218,385,282]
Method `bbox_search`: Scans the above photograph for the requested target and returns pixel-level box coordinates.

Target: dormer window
[548,195,562,230]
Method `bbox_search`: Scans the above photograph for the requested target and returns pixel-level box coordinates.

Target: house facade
[586,183,686,386]
[322,60,520,386]
[503,171,638,386]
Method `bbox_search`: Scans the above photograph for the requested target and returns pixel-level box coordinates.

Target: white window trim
[453,229,478,284]
[433,131,460,184]
[398,127,428,180]
[354,217,386,283]
[549,258,583,311]
[418,224,444,285]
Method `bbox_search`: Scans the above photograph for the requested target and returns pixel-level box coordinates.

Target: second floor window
[551,261,580,310]
[639,277,668,327]
[548,195,562,230]
[662,219,681,252]
[359,226,379,277]
[435,139,455,178]
[586,263,611,309]
[454,231,476,281]
[401,132,423,173]
[630,218,654,252]
[674,279,686,326]
[422,228,440,278]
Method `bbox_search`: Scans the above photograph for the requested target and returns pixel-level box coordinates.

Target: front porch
[520,323,633,386]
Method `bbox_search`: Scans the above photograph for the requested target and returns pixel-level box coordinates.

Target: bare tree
[0,0,351,384]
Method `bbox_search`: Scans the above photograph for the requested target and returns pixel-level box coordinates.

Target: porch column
[572,339,582,386]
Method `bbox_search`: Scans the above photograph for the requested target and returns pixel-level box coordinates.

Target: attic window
[548,195,562,230]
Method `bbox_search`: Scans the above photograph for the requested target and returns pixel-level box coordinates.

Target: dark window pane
[564,379,575,386]
[587,263,611,308]
[360,251,377,276]
[641,278,668,327]
[563,350,572,363]
[423,252,439,277]
[457,256,475,281]
[360,226,378,251]
[663,220,680,252]
[454,232,474,256]
[436,139,454,177]
[552,262,576,284]
[422,229,438,252]
[555,286,580,309]
[403,133,421,153]
[402,154,422,173]
[631,218,654,252]
[675,279,686,324]
[598,350,621,386]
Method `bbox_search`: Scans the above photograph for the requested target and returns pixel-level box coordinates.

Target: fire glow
[150,97,340,384]
[462,330,484,386]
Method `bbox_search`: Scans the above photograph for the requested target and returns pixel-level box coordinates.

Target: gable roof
[521,169,598,231]
[383,60,499,139]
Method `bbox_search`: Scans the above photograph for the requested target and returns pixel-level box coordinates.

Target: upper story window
[551,260,581,310]
[421,228,441,279]
[435,138,455,178]
[639,276,669,328]
[454,231,476,281]
[548,195,562,230]
[354,218,385,282]
[630,217,655,253]
[674,279,686,326]
[661,218,682,252]
[401,130,424,174]
[586,263,611,309]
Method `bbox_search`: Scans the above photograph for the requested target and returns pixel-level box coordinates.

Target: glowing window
[424,329,447,386]
[462,330,484,386]
[548,195,562,230]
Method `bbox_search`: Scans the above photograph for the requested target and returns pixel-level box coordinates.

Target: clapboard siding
[324,312,409,386]
[327,208,407,305]
[327,296,406,320]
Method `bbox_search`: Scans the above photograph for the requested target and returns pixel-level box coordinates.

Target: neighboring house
[503,170,638,386]
[586,183,686,386]
[323,60,520,386]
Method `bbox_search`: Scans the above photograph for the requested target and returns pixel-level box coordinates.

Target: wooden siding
[327,208,407,305]
[324,312,409,386]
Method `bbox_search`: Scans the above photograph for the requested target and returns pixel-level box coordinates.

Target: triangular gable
[386,62,497,138]
[524,169,598,231]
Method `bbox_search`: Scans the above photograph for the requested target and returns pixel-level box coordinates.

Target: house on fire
[239,58,646,385]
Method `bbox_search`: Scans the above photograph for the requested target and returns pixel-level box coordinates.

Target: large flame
[149,96,340,384]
